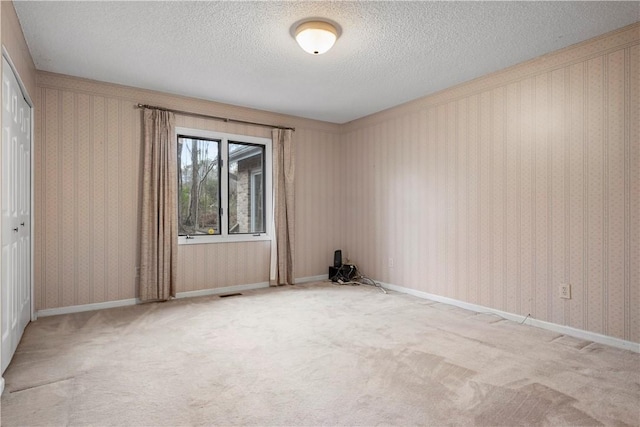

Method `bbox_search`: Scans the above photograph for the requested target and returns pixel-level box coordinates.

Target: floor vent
[219,293,242,298]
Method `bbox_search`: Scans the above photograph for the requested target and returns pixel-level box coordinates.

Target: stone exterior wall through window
[235,155,262,233]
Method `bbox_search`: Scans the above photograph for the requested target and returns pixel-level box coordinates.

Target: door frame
[2,47,35,323]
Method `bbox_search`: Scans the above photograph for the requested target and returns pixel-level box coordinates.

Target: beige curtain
[270,129,295,286]
[140,109,177,301]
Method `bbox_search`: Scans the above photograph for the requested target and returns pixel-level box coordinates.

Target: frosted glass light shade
[295,21,338,55]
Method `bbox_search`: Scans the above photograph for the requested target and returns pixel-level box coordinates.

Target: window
[176,127,272,244]
[177,136,221,236]
[228,142,265,234]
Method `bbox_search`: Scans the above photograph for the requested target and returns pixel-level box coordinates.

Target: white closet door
[1,57,31,374]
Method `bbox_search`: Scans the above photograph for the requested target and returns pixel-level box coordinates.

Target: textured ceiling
[14,1,640,124]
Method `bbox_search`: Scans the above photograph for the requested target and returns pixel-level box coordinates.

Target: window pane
[228,142,265,234]
[177,136,220,235]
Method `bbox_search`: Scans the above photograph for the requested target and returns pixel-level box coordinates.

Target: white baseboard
[37,283,269,317]
[294,274,329,284]
[175,282,269,299]
[380,282,640,353]
[37,298,139,318]
[34,277,328,318]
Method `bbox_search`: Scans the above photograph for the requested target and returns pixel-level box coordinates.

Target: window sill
[178,234,272,245]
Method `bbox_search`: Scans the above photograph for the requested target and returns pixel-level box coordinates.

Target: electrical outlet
[388,258,394,268]
[559,283,571,299]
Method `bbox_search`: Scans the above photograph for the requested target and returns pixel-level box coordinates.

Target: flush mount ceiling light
[294,20,339,55]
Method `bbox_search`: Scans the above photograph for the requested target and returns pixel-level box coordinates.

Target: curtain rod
[136,103,295,132]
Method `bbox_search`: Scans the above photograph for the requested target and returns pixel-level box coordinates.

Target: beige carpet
[1,282,638,426]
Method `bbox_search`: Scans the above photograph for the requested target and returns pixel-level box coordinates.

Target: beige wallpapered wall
[34,73,343,309]
[341,23,639,342]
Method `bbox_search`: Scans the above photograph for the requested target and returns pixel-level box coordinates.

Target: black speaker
[333,250,342,268]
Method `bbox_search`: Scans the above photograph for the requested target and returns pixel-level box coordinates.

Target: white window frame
[176,127,272,245]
